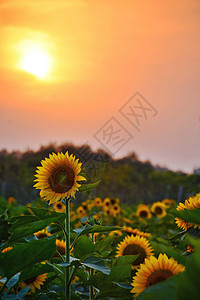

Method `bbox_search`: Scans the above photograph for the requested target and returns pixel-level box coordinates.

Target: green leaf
[73,224,120,237]
[6,272,20,290]
[73,235,95,259]
[0,211,10,243]
[16,286,30,299]
[0,237,56,279]
[151,241,187,266]
[81,256,110,275]
[9,208,65,243]
[95,234,114,255]
[78,180,101,192]
[169,208,200,225]
[19,262,62,282]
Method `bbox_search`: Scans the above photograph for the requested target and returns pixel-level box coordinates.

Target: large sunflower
[34,152,86,204]
[53,201,65,213]
[21,273,47,293]
[131,254,185,297]
[116,235,153,269]
[151,202,167,218]
[136,205,152,219]
[175,195,200,231]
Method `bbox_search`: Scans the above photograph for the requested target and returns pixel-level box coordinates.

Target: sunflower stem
[65,198,71,299]
[89,233,95,300]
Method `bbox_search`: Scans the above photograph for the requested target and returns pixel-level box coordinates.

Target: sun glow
[19,40,52,79]
[21,50,50,79]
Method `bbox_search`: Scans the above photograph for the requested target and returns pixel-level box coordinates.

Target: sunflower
[108,230,123,237]
[162,198,176,208]
[8,196,15,204]
[76,206,87,218]
[21,273,47,293]
[123,226,151,239]
[1,246,13,253]
[187,244,194,253]
[34,152,86,204]
[112,204,121,216]
[131,253,185,297]
[175,195,200,231]
[53,201,65,213]
[151,202,167,218]
[34,228,51,239]
[94,197,102,207]
[55,239,66,257]
[136,205,152,219]
[116,235,153,269]
[103,197,111,208]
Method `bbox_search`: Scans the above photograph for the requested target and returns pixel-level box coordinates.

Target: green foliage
[0,237,56,279]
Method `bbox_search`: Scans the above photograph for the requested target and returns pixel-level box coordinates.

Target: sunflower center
[49,166,75,193]
[36,233,48,239]
[122,244,147,266]
[146,270,173,287]
[140,210,148,218]
[155,206,163,215]
[56,203,62,209]
[24,276,37,285]
[57,245,66,256]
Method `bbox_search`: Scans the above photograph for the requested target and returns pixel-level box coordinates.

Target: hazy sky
[0,0,200,173]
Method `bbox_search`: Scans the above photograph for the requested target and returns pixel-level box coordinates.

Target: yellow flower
[175,195,200,231]
[108,230,122,237]
[8,197,15,204]
[162,198,176,208]
[103,197,111,208]
[34,228,51,239]
[1,246,13,253]
[136,205,152,219]
[151,202,167,218]
[94,197,102,207]
[123,226,151,239]
[112,204,121,216]
[131,254,185,297]
[53,201,65,213]
[34,152,86,204]
[21,274,47,293]
[55,239,66,257]
[76,206,87,218]
[116,235,153,269]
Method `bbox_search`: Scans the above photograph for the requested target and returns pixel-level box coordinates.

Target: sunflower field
[1,152,200,300]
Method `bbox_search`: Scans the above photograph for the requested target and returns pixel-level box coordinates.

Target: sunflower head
[136,205,152,219]
[116,235,153,269]
[53,201,66,213]
[103,197,111,208]
[34,228,51,239]
[151,202,167,218]
[175,195,200,231]
[94,197,102,207]
[112,204,121,216]
[55,239,66,257]
[34,152,86,204]
[76,206,87,218]
[123,226,151,239]
[162,198,176,208]
[131,253,185,297]
[21,273,47,293]
[8,196,15,204]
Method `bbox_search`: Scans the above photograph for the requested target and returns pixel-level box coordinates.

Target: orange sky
[0,0,200,173]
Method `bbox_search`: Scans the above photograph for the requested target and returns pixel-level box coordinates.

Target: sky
[0,0,200,173]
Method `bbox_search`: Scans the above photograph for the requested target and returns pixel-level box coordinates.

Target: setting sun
[21,50,50,79]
